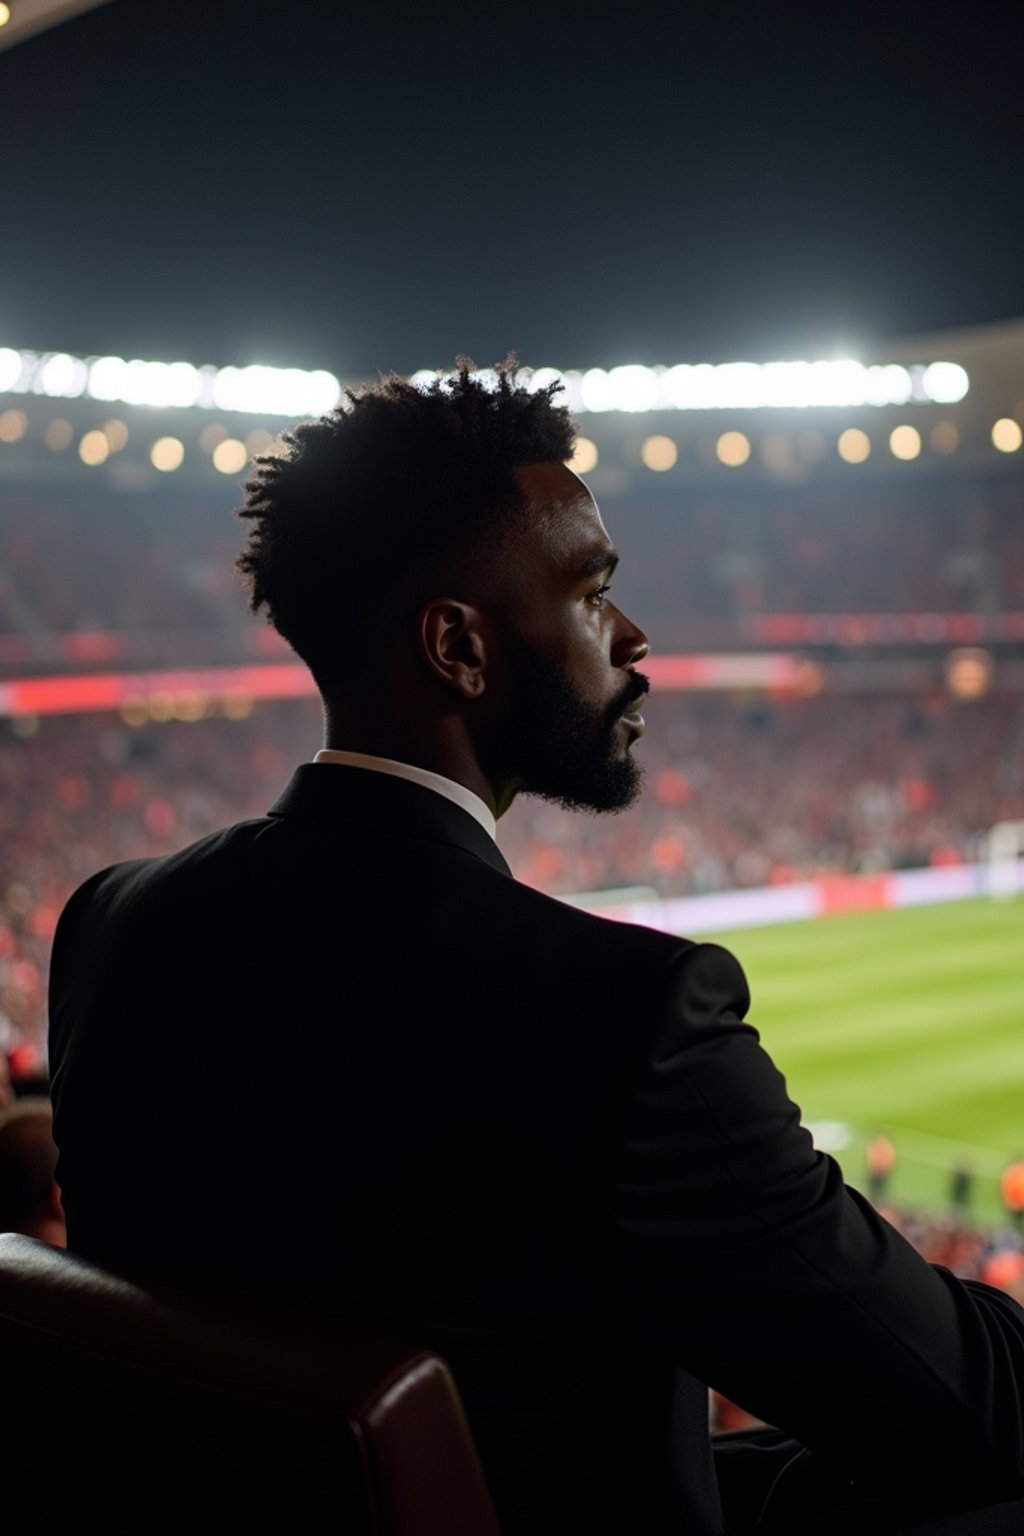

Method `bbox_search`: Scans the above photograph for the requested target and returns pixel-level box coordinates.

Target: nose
[611,603,649,668]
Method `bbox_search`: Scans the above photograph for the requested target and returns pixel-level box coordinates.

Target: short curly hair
[235,356,576,692]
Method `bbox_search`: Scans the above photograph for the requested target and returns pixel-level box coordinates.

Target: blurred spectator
[999,1156,1024,1233]
[0,1095,65,1246]
[982,1246,1024,1305]
[865,1130,897,1204]
[950,1158,974,1217]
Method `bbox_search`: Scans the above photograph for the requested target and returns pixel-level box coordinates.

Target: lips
[620,691,648,737]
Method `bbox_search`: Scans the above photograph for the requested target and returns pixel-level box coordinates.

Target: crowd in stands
[620,483,1021,639]
[2,475,1023,652]
[1,688,1021,1074]
[500,688,1024,897]
[0,487,240,638]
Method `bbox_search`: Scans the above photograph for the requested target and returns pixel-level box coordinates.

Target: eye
[588,583,612,608]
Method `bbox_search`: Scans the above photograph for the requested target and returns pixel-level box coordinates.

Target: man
[48,361,1024,1535]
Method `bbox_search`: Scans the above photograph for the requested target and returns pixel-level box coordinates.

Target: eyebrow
[575,548,620,582]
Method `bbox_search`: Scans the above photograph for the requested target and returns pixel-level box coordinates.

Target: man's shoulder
[502,873,714,966]
[58,817,273,917]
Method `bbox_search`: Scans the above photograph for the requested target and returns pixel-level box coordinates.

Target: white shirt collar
[312,749,498,842]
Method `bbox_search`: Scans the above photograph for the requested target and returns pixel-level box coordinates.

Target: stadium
[2,320,1022,1229]
[2,3,1024,1528]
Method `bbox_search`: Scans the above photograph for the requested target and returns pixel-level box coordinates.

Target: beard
[497,638,649,814]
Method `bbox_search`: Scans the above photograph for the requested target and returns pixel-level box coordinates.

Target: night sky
[2,0,1023,382]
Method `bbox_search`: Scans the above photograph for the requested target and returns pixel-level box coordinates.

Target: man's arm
[612,940,1024,1507]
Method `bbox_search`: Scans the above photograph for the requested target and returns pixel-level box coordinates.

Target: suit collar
[268,763,513,878]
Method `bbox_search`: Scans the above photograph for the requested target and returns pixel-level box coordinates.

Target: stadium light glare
[199,421,229,452]
[712,362,765,408]
[580,368,615,412]
[87,356,204,409]
[569,435,599,473]
[0,347,23,390]
[889,424,921,461]
[39,352,88,398]
[0,408,27,441]
[0,345,971,416]
[43,418,73,451]
[865,364,913,407]
[103,419,128,451]
[607,365,662,412]
[716,431,751,466]
[470,367,501,394]
[211,364,340,416]
[150,436,185,472]
[922,361,969,404]
[930,420,959,455]
[525,367,570,405]
[212,437,248,474]
[837,428,871,464]
[641,434,678,471]
[78,429,109,466]
[992,417,1023,453]
[663,363,714,409]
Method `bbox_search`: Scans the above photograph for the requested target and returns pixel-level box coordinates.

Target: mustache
[610,670,651,722]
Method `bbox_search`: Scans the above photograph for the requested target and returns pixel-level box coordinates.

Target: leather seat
[0,1231,504,1534]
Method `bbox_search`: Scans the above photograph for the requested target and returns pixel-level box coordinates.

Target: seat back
[0,1232,503,1534]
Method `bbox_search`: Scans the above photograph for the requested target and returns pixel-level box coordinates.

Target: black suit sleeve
[612,940,1024,1507]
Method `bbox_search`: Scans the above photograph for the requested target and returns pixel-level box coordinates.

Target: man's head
[236,358,649,816]
[473,459,649,814]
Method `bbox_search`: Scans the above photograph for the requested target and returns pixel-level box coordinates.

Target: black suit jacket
[48,765,1024,1534]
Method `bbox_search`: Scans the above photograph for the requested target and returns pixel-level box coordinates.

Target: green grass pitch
[702,897,1024,1226]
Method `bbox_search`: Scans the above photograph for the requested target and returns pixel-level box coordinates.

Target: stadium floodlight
[889,424,922,461]
[992,417,1023,453]
[0,344,971,416]
[533,357,968,412]
[864,364,913,406]
[86,357,204,409]
[39,352,89,398]
[921,361,969,404]
[0,347,341,417]
[0,347,22,391]
[606,365,662,412]
[712,362,767,408]
[580,368,615,412]
[525,367,569,403]
[209,365,341,416]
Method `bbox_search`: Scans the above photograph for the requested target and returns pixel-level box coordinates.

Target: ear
[417,599,489,700]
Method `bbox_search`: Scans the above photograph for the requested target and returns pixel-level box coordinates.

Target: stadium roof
[2,2,1024,374]
[0,0,112,51]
